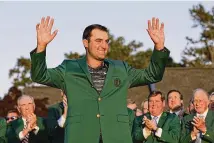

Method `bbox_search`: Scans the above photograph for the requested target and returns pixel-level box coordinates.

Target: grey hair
[17,95,35,106]
[192,88,209,100]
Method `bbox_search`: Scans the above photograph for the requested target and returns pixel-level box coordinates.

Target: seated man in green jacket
[180,88,214,143]
[132,91,180,143]
[6,95,50,143]
[0,118,7,143]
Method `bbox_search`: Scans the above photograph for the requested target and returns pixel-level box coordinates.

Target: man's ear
[17,106,20,113]
[83,39,89,49]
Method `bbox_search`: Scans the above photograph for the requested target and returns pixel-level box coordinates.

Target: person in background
[47,90,68,143]
[6,95,50,143]
[209,92,214,111]
[180,88,214,143]
[167,89,188,120]
[132,91,180,143]
[141,100,149,114]
[5,109,19,124]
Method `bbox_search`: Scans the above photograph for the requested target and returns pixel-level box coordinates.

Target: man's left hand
[147,17,165,50]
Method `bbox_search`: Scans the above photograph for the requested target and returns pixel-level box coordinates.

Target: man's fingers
[36,23,40,31]
[44,16,50,28]
[191,122,196,126]
[50,30,58,40]
[160,23,164,32]
[148,20,152,30]
[41,17,45,27]
[156,18,159,30]
[48,18,54,31]
[152,17,155,30]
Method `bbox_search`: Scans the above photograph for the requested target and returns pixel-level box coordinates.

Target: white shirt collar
[22,117,27,126]
[196,108,209,118]
[170,109,182,115]
[151,112,163,121]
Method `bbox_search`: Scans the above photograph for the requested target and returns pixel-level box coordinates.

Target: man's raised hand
[147,17,165,50]
[36,16,58,53]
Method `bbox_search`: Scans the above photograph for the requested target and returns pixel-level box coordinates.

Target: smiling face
[193,90,209,114]
[149,94,165,116]
[17,96,35,118]
[83,29,109,61]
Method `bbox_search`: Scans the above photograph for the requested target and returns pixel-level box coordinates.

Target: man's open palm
[36,16,58,51]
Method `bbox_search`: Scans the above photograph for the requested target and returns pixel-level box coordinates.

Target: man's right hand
[36,16,58,53]
[62,94,68,119]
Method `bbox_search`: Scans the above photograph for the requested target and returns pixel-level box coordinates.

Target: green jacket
[180,109,214,143]
[132,112,181,143]
[6,117,50,143]
[30,48,169,143]
[47,102,65,143]
[0,118,7,143]
[47,104,135,143]
[127,108,135,132]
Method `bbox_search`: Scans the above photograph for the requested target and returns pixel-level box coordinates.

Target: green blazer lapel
[100,59,115,97]
[146,113,152,120]
[13,118,24,136]
[77,56,93,85]
[37,117,44,130]
[157,112,168,128]
[205,110,213,128]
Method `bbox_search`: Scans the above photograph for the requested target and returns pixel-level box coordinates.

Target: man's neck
[87,57,104,69]
[171,105,183,113]
[151,111,163,117]
[197,108,209,116]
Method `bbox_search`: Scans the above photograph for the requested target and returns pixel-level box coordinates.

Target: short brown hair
[148,91,165,101]
[167,89,183,101]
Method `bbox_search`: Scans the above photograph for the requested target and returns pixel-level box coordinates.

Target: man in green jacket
[0,118,7,143]
[30,16,170,143]
[180,88,214,143]
[132,91,180,143]
[167,90,188,120]
[6,95,50,143]
[47,91,67,143]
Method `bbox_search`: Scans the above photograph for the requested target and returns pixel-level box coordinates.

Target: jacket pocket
[117,114,129,123]
[65,115,82,126]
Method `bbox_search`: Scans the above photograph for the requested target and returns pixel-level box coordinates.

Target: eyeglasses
[5,116,18,121]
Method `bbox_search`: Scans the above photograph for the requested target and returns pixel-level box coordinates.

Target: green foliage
[9,57,32,87]
[182,4,214,67]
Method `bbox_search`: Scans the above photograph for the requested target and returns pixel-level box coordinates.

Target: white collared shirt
[169,110,181,116]
[196,108,208,119]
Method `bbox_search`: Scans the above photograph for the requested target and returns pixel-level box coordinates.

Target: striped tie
[21,124,29,143]
[152,116,158,134]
